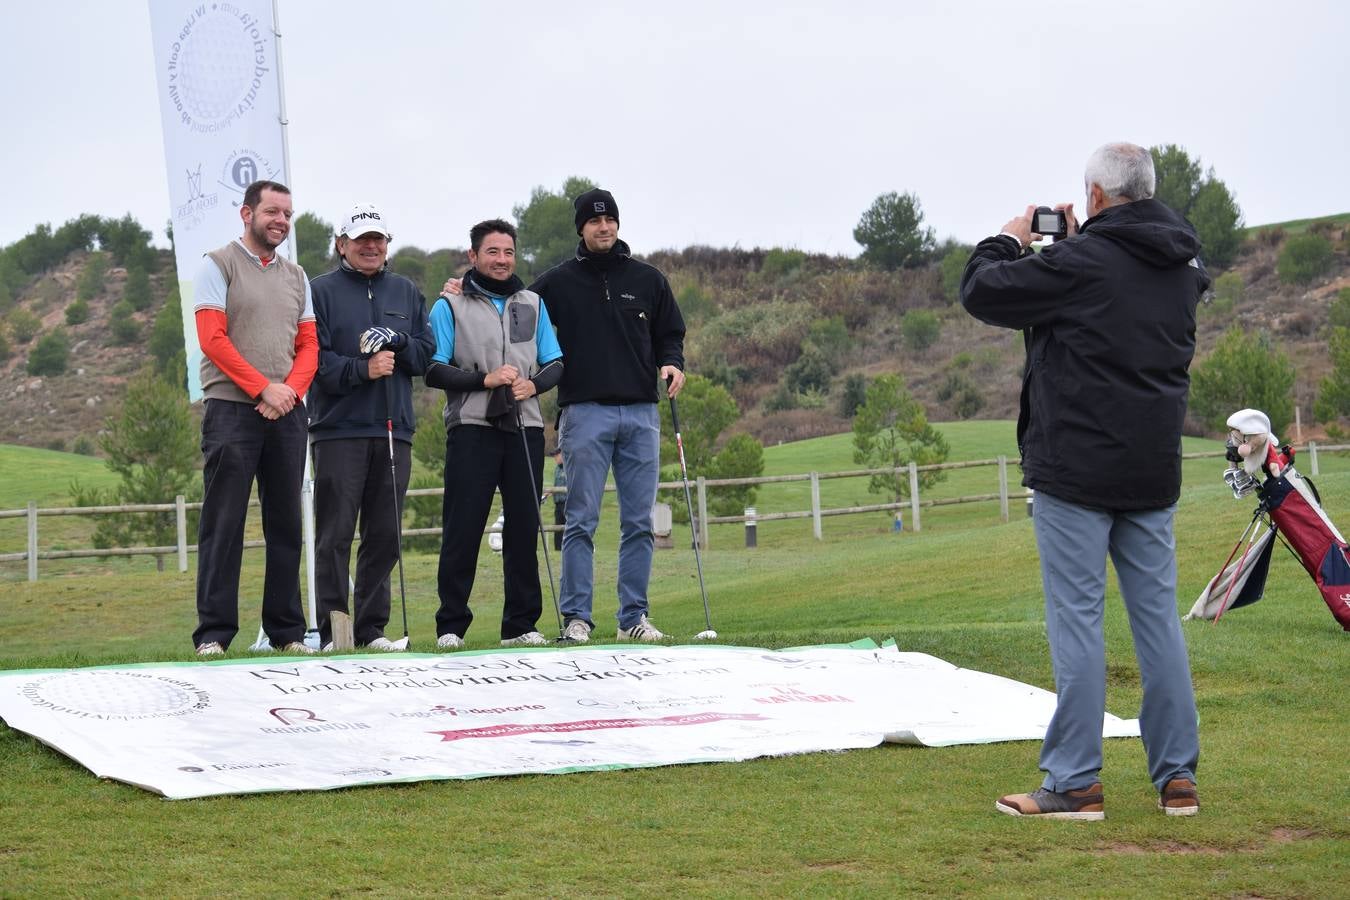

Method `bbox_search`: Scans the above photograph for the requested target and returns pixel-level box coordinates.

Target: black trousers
[193,399,308,650]
[313,437,411,646]
[436,424,544,640]
[553,502,565,551]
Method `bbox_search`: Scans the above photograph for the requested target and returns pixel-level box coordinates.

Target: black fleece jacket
[308,262,435,443]
[529,239,684,406]
[960,199,1211,510]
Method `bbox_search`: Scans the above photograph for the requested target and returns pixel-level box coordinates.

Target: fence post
[998,455,1009,523]
[810,471,823,541]
[176,494,188,573]
[908,463,921,533]
[696,476,709,550]
[1308,441,1319,476]
[27,501,38,582]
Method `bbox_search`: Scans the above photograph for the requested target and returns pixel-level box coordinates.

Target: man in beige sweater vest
[190,180,318,656]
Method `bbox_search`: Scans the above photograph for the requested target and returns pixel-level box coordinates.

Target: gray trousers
[1033,490,1199,792]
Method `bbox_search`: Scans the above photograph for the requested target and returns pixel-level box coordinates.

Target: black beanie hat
[574,188,619,234]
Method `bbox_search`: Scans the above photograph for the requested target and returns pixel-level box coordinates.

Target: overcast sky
[6,1,1347,258]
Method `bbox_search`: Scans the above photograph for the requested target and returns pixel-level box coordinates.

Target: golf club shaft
[514,398,564,637]
[385,377,409,640]
[669,388,713,632]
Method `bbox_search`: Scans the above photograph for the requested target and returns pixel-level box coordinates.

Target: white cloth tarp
[0,641,1139,799]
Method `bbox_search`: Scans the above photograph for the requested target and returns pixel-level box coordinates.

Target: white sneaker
[279,641,317,655]
[437,633,465,650]
[561,619,592,643]
[364,636,404,652]
[501,631,548,647]
[196,641,225,656]
[617,615,665,642]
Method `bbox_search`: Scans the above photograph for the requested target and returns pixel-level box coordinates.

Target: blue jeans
[558,402,659,630]
[1033,490,1200,792]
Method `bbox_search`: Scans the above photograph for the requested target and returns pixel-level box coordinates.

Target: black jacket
[960,199,1211,510]
[308,263,435,443]
[529,239,685,406]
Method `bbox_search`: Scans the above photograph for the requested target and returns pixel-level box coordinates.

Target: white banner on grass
[148,0,289,400]
[0,642,1139,800]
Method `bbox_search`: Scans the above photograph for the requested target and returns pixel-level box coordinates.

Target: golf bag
[1188,409,1350,630]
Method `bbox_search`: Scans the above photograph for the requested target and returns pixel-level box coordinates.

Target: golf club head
[388,636,411,651]
[695,630,718,640]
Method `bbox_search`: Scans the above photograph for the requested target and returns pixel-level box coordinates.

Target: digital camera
[1032,207,1068,240]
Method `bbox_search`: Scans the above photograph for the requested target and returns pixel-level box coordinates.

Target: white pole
[908,463,921,533]
[810,472,822,540]
[271,0,317,636]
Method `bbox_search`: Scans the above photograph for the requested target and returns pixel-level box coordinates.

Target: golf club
[383,376,411,649]
[513,397,565,639]
[668,377,716,640]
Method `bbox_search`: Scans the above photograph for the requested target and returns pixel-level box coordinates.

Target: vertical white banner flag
[148,0,290,401]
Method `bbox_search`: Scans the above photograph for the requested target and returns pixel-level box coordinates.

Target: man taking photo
[961,142,1209,820]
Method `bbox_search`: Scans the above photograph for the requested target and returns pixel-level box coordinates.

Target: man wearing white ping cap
[308,203,434,651]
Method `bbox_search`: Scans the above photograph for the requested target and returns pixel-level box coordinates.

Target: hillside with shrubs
[1,200,1348,458]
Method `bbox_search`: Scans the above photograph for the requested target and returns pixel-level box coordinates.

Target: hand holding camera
[1002,204,1078,248]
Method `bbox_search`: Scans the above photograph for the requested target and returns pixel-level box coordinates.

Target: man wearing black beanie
[532,187,686,643]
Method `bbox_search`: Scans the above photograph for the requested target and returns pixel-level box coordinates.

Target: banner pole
[271,0,318,639]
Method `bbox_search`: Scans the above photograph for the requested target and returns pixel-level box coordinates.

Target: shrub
[72,435,96,456]
[783,346,833,395]
[676,283,716,323]
[838,373,867,417]
[110,300,140,345]
[1328,287,1350,331]
[26,328,70,375]
[1208,270,1243,317]
[77,252,108,302]
[936,371,985,419]
[939,246,970,302]
[123,265,153,312]
[1189,327,1294,434]
[759,248,806,280]
[65,299,90,325]
[901,309,941,353]
[1276,234,1334,284]
[9,308,41,343]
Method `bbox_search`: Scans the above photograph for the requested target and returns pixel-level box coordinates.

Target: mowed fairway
[1,425,1347,898]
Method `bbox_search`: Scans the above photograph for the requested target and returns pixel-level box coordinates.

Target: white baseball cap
[339,202,391,240]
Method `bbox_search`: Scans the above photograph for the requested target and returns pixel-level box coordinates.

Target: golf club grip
[667,378,682,433]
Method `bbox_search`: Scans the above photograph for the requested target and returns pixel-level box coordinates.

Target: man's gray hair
[1084,142,1155,201]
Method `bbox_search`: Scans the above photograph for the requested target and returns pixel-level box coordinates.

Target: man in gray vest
[190,179,317,656]
[426,219,564,649]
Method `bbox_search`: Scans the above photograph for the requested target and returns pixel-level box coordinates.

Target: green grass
[1243,211,1350,238]
[2,427,1349,897]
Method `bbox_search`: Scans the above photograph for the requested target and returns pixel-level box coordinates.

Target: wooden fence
[3,443,1341,581]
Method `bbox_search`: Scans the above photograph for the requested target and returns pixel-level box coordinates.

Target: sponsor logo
[337,767,391,779]
[620,293,636,301]
[592,202,606,213]
[351,211,381,221]
[173,162,219,233]
[178,761,291,773]
[161,3,274,134]
[430,712,767,742]
[261,706,370,735]
[20,671,210,721]
[752,686,852,706]
[219,148,280,205]
[389,703,546,719]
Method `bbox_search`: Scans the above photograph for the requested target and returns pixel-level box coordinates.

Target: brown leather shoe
[1159,778,1199,816]
[996,783,1105,820]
